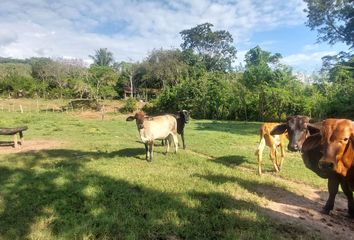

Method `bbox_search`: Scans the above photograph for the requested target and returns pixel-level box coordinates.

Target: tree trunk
[129,73,133,98]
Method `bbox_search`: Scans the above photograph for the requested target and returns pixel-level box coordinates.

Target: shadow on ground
[194,173,324,208]
[210,155,250,167]
[194,121,260,135]
[0,149,320,239]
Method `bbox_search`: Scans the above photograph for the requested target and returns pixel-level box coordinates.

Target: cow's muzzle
[288,143,300,152]
[318,160,335,171]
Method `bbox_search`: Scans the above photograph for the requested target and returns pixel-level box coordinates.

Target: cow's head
[271,115,319,151]
[126,112,145,129]
[317,119,354,176]
[179,110,190,123]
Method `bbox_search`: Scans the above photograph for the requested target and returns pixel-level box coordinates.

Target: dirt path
[187,149,354,240]
[0,140,65,154]
[259,172,354,240]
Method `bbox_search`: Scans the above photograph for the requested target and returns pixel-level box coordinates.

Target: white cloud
[0,0,308,63]
[281,50,337,72]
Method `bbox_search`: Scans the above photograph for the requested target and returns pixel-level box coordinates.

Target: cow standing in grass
[255,123,287,175]
[271,116,354,217]
[126,112,178,162]
[162,110,190,149]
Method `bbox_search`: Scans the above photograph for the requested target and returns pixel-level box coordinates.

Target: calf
[271,116,354,217]
[126,112,178,161]
[255,123,287,175]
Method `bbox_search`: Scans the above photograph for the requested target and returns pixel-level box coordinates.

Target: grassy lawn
[0,108,327,239]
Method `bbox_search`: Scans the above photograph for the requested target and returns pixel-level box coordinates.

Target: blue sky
[0,0,349,73]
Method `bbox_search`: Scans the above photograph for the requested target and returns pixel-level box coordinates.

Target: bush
[120,98,137,113]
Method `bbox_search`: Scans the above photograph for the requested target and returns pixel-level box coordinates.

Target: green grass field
[0,108,328,239]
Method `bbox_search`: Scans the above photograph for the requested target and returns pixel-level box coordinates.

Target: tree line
[0,0,352,121]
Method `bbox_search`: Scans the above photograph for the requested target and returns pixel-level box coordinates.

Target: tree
[88,66,118,99]
[304,0,354,47]
[89,48,114,66]
[180,23,237,72]
[138,49,189,89]
[243,46,282,89]
[114,61,138,98]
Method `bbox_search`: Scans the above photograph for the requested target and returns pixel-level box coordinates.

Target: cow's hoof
[348,209,354,218]
[320,208,331,215]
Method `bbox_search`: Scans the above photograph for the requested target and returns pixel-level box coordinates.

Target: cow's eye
[343,137,349,142]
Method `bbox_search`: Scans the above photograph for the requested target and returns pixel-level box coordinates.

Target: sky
[0,0,349,73]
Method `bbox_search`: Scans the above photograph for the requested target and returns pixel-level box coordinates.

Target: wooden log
[0,127,28,135]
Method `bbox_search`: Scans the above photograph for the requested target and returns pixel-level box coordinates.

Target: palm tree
[89,48,114,66]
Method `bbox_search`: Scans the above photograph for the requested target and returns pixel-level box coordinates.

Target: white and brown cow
[127,112,178,161]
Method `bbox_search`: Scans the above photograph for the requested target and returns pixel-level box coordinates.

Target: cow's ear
[302,133,322,152]
[126,116,135,121]
[307,123,321,135]
[270,124,287,135]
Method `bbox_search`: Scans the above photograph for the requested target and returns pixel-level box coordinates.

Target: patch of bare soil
[236,166,354,240]
[0,140,65,154]
[188,149,354,240]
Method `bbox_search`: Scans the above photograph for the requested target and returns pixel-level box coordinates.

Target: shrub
[120,97,137,113]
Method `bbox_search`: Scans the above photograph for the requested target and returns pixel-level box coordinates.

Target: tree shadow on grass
[210,155,249,167]
[194,173,322,209]
[194,121,261,136]
[108,147,146,160]
[0,149,321,239]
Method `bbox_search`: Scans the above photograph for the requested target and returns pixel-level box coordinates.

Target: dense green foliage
[304,0,353,47]
[0,18,353,120]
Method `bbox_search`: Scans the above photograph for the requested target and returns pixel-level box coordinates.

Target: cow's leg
[322,175,339,214]
[172,133,178,153]
[181,131,186,149]
[277,144,285,170]
[270,145,280,173]
[165,136,170,154]
[340,179,354,218]
[148,141,154,162]
[256,137,265,175]
[144,143,148,160]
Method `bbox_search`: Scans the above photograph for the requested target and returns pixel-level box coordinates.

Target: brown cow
[272,116,354,217]
[255,123,287,175]
[316,119,354,178]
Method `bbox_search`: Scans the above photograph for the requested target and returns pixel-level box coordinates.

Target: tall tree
[180,23,237,72]
[304,0,354,47]
[114,61,137,98]
[243,46,282,89]
[89,48,114,66]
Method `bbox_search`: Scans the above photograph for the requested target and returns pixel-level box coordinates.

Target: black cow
[162,110,190,149]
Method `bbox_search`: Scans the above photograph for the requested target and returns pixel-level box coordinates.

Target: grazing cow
[271,116,354,217]
[255,123,287,175]
[126,112,178,161]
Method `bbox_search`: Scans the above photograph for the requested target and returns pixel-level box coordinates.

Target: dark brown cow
[271,116,354,217]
